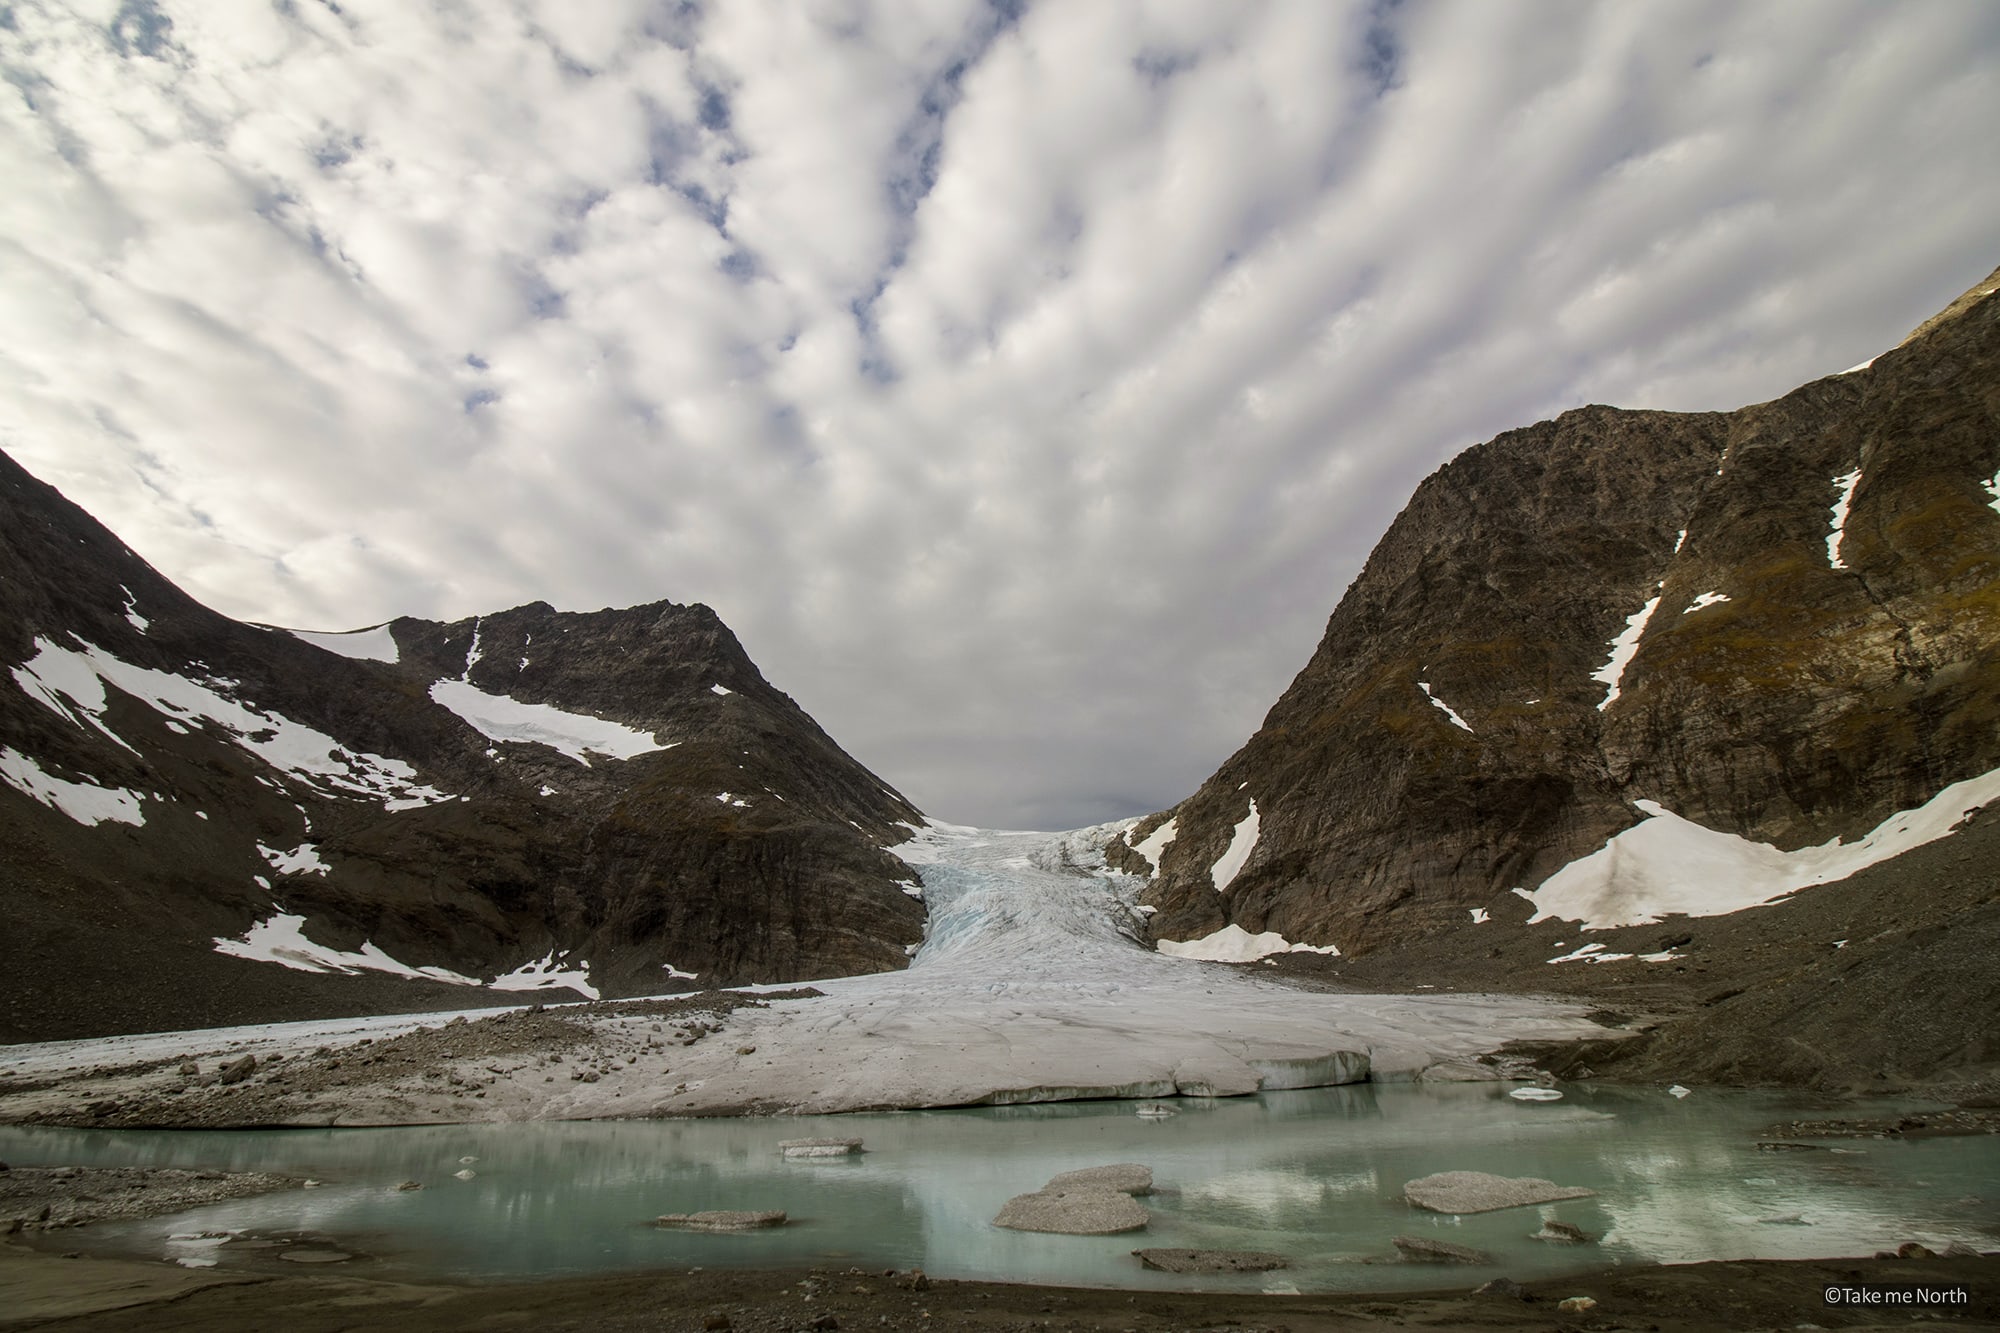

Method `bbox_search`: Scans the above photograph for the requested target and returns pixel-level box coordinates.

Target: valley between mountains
[3,264,1999,1115]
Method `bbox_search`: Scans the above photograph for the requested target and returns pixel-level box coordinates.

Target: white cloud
[4,0,1999,827]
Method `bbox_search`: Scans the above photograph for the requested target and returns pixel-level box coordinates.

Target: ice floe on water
[0,745,146,826]
[1520,763,2000,930]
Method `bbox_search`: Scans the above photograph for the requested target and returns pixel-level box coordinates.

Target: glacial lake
[5,1082,1996,1293]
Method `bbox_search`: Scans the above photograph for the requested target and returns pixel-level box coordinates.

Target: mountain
[1113,262,2000,1088]
[0,453,925,1043]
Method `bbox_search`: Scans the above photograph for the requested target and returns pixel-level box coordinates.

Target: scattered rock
[1533,1219,1594,1243]
[654,1210,787,1231]
[1132,1248,1289,1273]
[1557,1295,1598,1313]
[394,1181,423,1192]
[735,1046,756,1056]
[1473,1276,1528,1298]
[1044,1163,1153,1195]
[215,1055,257,1086]
[1404,1171,1596,1214]
[1393,1235,1494,1264]
[895,1269,930,1292]
[780,1138,863,1158]
[1897,1241,1936,1259]
[701,1315,731,1331]
[993,1187,1149,1235]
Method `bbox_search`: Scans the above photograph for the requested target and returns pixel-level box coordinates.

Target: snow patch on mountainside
[1210,801,1260,891]
[489,951,600,999]
[428,678,669,766]
[1826,468,1862,569]
[288,624,400,664]
[1520,763,2000,930]
[213,913,481,985]
[0,745,145,826]
[1156,923,1339,963]
[11,637,454,809]
[1418,681,1473,732]
[1592,593,1662,711]
[258,842,328,876]
[1129,815,1178,876]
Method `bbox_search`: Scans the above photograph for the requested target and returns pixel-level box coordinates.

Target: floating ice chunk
[214,913,480,985]
[1210,801,1260,891]
[258,842,328,876]
[429,678,666,766]
[287,624,400,664]
[1593,593,1662,711]
[1418,681,1474,733]
[1826,468,1862,569]
[0,746,145,826]
[1687,591,1731,613]
[489,951,599,999]
[1668,1084,1691,1099]
[1156,922,1339,963]
[1509,1087,1564,1101]
[1521,763,2000,930]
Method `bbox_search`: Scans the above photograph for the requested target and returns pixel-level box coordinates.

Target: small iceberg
[1509,1087,1564,1102]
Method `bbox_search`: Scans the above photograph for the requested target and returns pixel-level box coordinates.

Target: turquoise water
[5,1083,1996,1293]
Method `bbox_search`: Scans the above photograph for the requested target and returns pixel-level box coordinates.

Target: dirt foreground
[2,1238,1995,1332]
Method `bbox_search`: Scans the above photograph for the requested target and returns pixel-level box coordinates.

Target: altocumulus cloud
[2,0,1998,827]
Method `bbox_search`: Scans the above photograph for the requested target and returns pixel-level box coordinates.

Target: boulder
[655,1210,787,1231]
[1045,1164,1152,1196]
[1404,1171,1595,1214]
[993,1188,1148,1235]
[1532,1219,1594,1243]
[1393,1235,1494,1264]
[1133,1248,1288,1273]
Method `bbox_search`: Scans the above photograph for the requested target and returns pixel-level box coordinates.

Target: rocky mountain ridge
[0,452,925,1042]
[1112,262,2000,1086]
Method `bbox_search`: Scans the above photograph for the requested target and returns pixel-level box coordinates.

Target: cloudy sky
[4,0,1999,828]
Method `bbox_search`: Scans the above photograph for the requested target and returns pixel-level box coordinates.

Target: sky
[4,0,1999,830]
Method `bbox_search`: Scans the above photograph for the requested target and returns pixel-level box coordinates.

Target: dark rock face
[0,452,924,1042]
[1126,264,2000,962]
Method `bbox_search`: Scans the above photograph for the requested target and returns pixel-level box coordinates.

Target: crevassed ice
[1518,762,2000,930]
[11,637,454,808]
[428,678,669,766]
[1210,801,1260,891]
[1826,468,1862,569]
[1592,593,1661,712]
[1418,681,1473,733]
[0,745,145,826]
[1155,923,1339,963]
[287,624,399,663]
[213,913,481,986]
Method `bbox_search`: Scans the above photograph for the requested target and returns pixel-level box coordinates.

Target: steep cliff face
[0,454,924,1041]
[1127,264,2000,961]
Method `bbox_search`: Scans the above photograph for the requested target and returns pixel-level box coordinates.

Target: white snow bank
[213,913,481,985]
[258,841,328,876]
[710,683,733,696]
[489,951,600,999]
[1841,356,1877,375]
[1687,591,1731,613]
[1469,908,1490,924]
[1128,816,1177,876]
[1156,923,1340,963]
[1826,468,1862,569]
[0,745,145,826]
[1592,593,1661,711]
[1210,801,1260,891]
[120,587,149,634]
[12,637,453,808]
[1418,681,1473,733]
[429,678,667,766]
[288,624,400,664]
[1984,469,2000,517]
[1520,763,2000,930]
